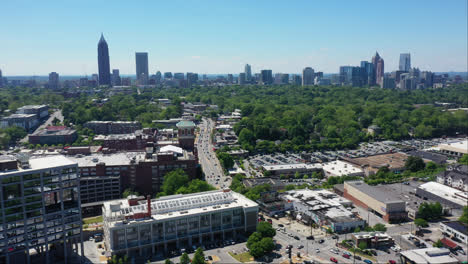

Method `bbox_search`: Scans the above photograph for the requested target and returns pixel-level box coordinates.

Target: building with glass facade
[102,189,258,258]
[0,155,83,264]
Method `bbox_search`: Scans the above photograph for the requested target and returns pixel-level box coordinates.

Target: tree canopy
[157,169,215,197]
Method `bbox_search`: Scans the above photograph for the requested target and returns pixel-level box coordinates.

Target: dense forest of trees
[2,84,467,152]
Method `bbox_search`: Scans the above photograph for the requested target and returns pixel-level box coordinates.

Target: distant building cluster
[0,104,49,131]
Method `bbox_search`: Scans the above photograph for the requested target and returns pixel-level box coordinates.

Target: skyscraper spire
[97,34,111,86]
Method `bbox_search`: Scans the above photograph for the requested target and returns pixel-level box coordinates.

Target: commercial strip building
[281,189,365,233]
[84,121,142,135]
[436,140,468,158]
[322,160,364,177]
[28,126,77,145]
[242,177,286,191]
[0,155,83,264]
[343,181,407,223]
[345,152,408,176]
[399,248,459,264]
[440,221,468,244]
[351,232,395,249]
[102,190,258,258]
[262,163,322,177]
[416,182,467,209]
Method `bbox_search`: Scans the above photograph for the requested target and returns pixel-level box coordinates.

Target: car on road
[315,249,320,253]
[364,259,373,264]
[278,224,284,227]
[286,245,293,249]
[330,257,338,263]
[306,235,314,240]
[332,235,339,239]
[318,239,324,244]
[294,236,300,240]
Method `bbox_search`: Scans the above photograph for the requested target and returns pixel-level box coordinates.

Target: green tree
[353,227,361,233]
[257,222,276,238]
[160,169,189,196]
[358,241,367,250]
[216,152,234,170]
[164,259,174,264]
[180,252,190,264]
[433,239,443,248]
[192,247,205,264]
[459,154,468,165]
[122,188,139,198]
[414,218,428,227]
[249,242,265,258]
[459,206,468,224]
[405,156,426,172]
[373,223,387,232]
[425,161,437,171]
[259,237,275,253]
[418,202,443,221]
[247,232,262,248]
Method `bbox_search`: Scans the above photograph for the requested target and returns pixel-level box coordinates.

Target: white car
[316,248,320,253]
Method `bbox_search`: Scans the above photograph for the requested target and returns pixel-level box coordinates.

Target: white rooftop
[1,155,77,176]
[438,140,468,154]
[67,152,145,167]
[263,163,322,171]
[159,145,183,155]
[418,182,467,207]
[103,190,258,226]
[400,248,458,264]
[322,160,363,177]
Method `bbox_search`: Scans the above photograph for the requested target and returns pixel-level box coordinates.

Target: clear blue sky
[1,0,467,75]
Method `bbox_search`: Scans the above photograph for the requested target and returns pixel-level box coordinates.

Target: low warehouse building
[281,189,365,233]
[416,182,467,209]
[343,181,407,223]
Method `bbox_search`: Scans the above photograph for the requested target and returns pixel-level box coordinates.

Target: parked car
[364,259,373,264]
[330,257,338,263]
[342,253,350,259]
[388,260,396,264]
[306,235,314,240]
[354,255,362,260]
[294,236,300,240]
[318,239,324,244]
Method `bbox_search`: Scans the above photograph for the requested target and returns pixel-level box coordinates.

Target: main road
[197,118,231,189]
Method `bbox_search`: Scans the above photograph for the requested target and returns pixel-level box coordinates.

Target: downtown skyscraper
[244,64,252,82]
[399,53,411,72]
[302,67,315,86]
[135,52,149,85]
[97,34,111,86]
[372,52,384,86]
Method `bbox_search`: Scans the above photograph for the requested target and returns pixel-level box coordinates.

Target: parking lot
[246,137,460,176]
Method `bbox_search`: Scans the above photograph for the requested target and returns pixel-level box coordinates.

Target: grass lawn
[229,252,254,263]
[83,215,103,225]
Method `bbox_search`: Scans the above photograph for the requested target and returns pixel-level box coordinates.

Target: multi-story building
[238,73,246,85]
[436,164,467,191]
[351,232,395,249]
[16,105,49,120]
[302,67,314,86]
[381,76,396,89]
[344,181,407,223]
[260,70,273,85]
[372,52,384,86]
[102,190,258,258]
[0,114,39,131]
[360,61,374,85]
[244,64,252,82]
[135,52,149,85]
[48,72,59,90]
[282,189,365,233]
[399,248,459,264]
[84,121,142,135]
[98,34,111,86]
[95,130,154,151]
[112,69,121,86]
[399,53,411,72]
[440,221,468,244]
[0,155,83,264]
[292,75,302,85]
[28,126,77,145]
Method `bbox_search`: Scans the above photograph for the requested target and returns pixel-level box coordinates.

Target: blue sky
[1,0,467,75]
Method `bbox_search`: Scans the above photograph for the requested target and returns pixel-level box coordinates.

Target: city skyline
[0,0,467,75]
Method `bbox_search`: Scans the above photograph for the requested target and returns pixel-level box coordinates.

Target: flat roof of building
[438,140,468,154]
[282,189,356,220]
[418,182,467,207]
[2,113,37,119]
[17,105,48,110]
[31,128,76,136]
[345,181,404,205]
[400,248,458,264]
[442,221,468,236]
[67,152,145,167]
[348,152,408,169]
[263,163,322,171]
[103,190,258,227]
[322,160,363,176]
[1,155,76,176]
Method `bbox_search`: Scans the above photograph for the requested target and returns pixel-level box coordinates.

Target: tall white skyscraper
[245,64,252,81]
[302,67,315,86]
[399,53,411,72]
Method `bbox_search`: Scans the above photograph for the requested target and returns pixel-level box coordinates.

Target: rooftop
[31,127,76,136]
[2,113,37,119]
[417,182,467,207]
[67,152,145,167]
[1,155,76,176]
[263,163,322,171]
[400,248,458,264]
[348,152,408,169]
[345,181,404,204]
[176,120,195,128]
[438,140,468,154]
[322,160,363,176]
[103,189,258,226]
[17,105,48,110]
